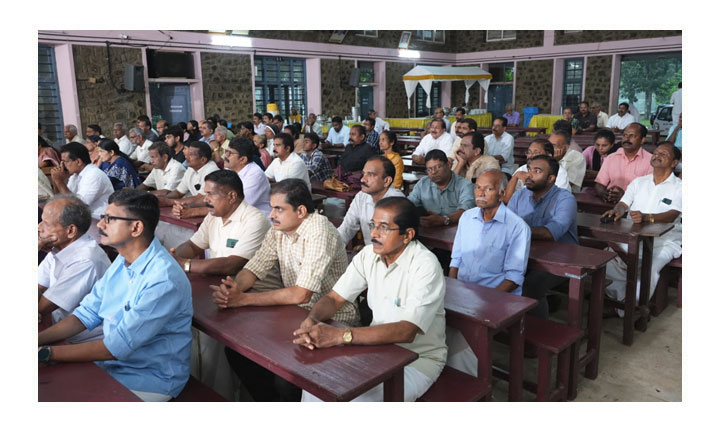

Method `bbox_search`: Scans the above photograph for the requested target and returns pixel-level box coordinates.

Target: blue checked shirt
[301,149,334,182]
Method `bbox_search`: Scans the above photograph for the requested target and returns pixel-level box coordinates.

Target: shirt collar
[473,202,507,224]
[372,239,417,270]
[123,237,163,275]
[163,159,177,174]
[530,185,558,204]
[287,211,316,242]
[51,233,93,263]
[222,201,247,226]
[433,172,459,193]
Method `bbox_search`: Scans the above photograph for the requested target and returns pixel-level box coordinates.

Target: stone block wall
[320,59,356,117]
[72,45,146,134]
[514,60,554,114]
[455,31,544,53]
[554,30,681,45]
[584,55,612,111]
[200,52,254,123]
[385,61,415,118]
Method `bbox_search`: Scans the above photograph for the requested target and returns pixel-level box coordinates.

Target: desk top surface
[189,275,418,401]
[39,362,141,402]
[576,212,675,238]
[159,206,204,230]
[311,180,360,199]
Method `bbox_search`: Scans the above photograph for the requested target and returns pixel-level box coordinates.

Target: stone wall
[514,60,554,114]
[200,52,254,123]
[320,59,356,117]
[72,45,146,134]
[554,30,681,45]
[250,30,456,53]
[455,31,544,53]
[385,61,415,118]
[584,56,612,112]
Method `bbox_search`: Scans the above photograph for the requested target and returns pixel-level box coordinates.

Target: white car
[650,104,673,135]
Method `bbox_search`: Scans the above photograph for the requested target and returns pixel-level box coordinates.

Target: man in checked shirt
[214,178,359,401]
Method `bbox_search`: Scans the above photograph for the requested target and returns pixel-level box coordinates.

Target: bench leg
[636,238,655,333]
[623,240,640,346]
[536,350,552,402]
[651,267,670,317]
[383,369,404,402]
[557,346,573,401]
[584,267,604,380]
[507,320,525,402]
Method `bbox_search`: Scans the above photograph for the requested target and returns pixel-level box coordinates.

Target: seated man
[484,117,515,179]
[507,155,578,318]
[337,156,405,246]
[445,168,531,376]
[447,118,478,166]
[452,131,500,181]
[504,138,571,203]
[293,196,447,402]
[363,117,380,151]
[602,143,682,304]
[215,178,360,401]
[552,119,583,153]
[169,170,270,276]
[407,150,475,228]
[50,142,114,219]
[38,195,111,343]
[503,104,520,127]
[594,123,653,204]
[572,101,597,134]
[154,141,220,219]
[338,125,377,174]
[549,129,586,193]
[127,127,153,171]
[300,132,334,182]
[607,102,635,132]
[449,107,466,140]
[223,138,272,216]
[137,142,186,193]
[324,115,350,148]
[265,132,312,190]
[38,190,193,402]
[412,118,453,165]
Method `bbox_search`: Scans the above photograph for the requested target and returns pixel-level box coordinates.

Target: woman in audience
[186,120,201,141]
[238,121,255,138]
[582,129,620,180]
[85,135,103,165]
[97,139,141,190]
[254,134,273,169]
[284,124,304,155]
[38,136,60,168]
[379,131,404,190]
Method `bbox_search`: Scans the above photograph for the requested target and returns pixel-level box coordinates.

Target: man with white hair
[113,122,134,155]
[64,124,84,144]
[210,125,230,163]
[128,127,153,171]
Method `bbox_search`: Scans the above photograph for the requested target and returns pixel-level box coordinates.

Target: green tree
[619,57,681,117]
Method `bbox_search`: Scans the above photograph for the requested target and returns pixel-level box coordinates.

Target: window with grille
[562,58,584,111]
[38,45,64,147]
[486,30,516,42]
[415,81,441,117]
[355,31,378,37]
[413,30,444,43]
[254,56,306,119]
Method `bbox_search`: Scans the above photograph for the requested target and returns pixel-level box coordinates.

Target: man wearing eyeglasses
[38,190,193,402]
[293,196,447,402]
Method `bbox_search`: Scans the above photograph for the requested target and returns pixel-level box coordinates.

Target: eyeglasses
[224,149,239,156]
[99,214,141,224]
[367,222,402,234]
[426,165,445,173]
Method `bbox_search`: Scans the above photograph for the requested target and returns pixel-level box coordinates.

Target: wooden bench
[171,376,228,402]
[651,256,682,315]
[418,366,491,402]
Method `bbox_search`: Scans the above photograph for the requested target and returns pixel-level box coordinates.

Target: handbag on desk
[335,165,363,190]
[323,176,351,192]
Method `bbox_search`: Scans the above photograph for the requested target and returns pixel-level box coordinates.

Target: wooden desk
[444,277,537,401]
[159,206,204,231]
[39,362,141,402]
[574,191,614,214]
[189,275,417,401]
[321,147,345,157]
[402,172,426,196]
[401,155,427,173]
[311,180,359,211]
[576,213,675,346]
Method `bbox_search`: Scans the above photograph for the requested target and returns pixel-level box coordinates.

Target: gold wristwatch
[342,328,353,344]
[184,259,192,273]
[648,214,655,224]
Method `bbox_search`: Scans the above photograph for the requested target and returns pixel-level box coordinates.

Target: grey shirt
[407,172,475,215]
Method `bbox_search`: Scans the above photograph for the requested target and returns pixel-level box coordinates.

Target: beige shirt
[243,211,359,326]
[176,161,220,197]
[190,200,270,259]
[559,149,587,193]
[452,154,500,181]
[333,241,447,381]
[143,158,186,191]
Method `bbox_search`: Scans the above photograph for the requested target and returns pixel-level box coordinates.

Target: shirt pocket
[478,243,508,274]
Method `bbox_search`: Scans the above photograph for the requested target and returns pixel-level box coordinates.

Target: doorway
[149,83,192,125]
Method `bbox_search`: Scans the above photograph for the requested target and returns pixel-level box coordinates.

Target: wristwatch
[38,346,52,363]
[648,214,655,224]
[342,328,353,344]
[184,259,192,273]
[443,215,450,226]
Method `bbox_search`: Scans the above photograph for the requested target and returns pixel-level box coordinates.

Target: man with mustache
[445,168,531,376]
[507,155,578,318]
[548,129,586,193]
[594,123,653,204]
[607,102,635,133]
[337,125,377,173]
[293,196,447,402]
[451,131,500,181]
[38,190,193,402]
[137,142,186,193]
[223,138,271,216]
[411,118,453,165]
[217,178,359,401]
[337,156,405,246]
[484,117,515,180]
[601,143,682,306]
[447,118,478,166]
[264,132,311,191]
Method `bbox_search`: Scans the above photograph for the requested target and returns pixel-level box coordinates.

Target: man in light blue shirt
[324,115,350,147]
[38,189,193,401]
[450,169,531,295]
[506,155,578,318]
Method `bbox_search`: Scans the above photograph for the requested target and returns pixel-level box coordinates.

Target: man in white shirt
[294,196,447,402]
[602,143,682,303]
[549,129,586,193]
[324,116,350,148]
[434,107,450,131]
[484,117,515,179]
[128,126,153,171]
[591,102,609,129]
[412,118,454,165]
[155,141,220,218]
[38,195,111,344]
[449,107,466,140]
[64,124,84,144]
[138,142,186,193]
[224,138,272,216]
[669,82,682,126]
[50,143,114,219]
[112,122,133,155]
[368,110,390,134]
[607,102,635,132]
[304,113,323,136]
[337,156,405,246]
[265,133,312,191]
[253,113,266,136]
